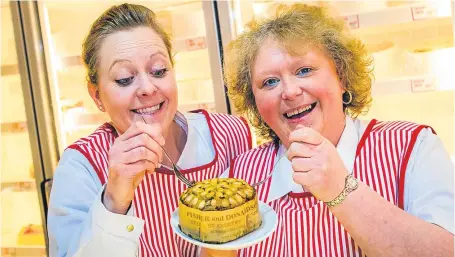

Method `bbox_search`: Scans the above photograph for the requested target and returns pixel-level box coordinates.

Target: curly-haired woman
[221,3,454,257]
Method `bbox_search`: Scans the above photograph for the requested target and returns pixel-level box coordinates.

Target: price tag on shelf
[410,77,436,93]
[1,121,27,133]
[185,36,206,51]
[411,4,437,21]
[344,15,360,29]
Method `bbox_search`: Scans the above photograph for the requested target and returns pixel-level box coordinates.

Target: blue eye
[151,68,168,78]
[263,77,280,88]
[296,67,312,77]
[115,77,134,86]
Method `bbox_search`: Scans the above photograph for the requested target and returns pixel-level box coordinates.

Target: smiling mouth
[284,102,317,119]
[132,101,164,115]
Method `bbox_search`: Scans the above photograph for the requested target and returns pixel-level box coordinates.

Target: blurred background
[1,1,454,256]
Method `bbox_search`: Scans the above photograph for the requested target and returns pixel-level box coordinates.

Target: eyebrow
[108,51,168,72]
[253,69,278,82]
[108,59,130,72]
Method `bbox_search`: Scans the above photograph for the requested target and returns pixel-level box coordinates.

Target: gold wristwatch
[324,174,358,207]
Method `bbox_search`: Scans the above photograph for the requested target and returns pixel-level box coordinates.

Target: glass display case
[1,2,47,256]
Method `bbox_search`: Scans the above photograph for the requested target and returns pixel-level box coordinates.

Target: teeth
[136,103,161,114]
[286,104,312,118]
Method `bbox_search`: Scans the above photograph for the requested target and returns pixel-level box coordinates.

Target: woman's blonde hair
[82,3,174,87]
[224,3,374,142]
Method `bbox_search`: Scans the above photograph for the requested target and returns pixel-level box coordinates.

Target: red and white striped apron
[229,119,434,257]
[68,110,252,257]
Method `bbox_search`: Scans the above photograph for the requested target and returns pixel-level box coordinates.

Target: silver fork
[140,116,195,187]
[251,151,288,187]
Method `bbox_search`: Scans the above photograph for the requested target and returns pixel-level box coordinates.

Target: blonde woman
[223,3,454,257]
[47,4,251,257]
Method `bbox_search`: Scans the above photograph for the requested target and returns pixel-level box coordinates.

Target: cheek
[166,84,178,108]
[110,90,128,103]
[254,90,279,125]
[100,86,131,109]
[162,76,178,101]
[313,80,343,107]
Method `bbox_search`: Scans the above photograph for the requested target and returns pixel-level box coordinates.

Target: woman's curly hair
[224,3,374,142]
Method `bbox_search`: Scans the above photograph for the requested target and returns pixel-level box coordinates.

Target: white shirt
[48,112,215,257]
[226,117,455,234]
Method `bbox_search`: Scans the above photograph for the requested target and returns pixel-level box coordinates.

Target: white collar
[266,116,363,203]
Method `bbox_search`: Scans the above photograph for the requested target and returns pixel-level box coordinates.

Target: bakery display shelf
[343,1,451,30]
[1,121,28,133]
[372,75,454,96]
[345,2,453,53]
[1,181,36,193]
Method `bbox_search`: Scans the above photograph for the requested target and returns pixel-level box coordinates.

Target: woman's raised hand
[287,125,348,202]
[103,121,165,214]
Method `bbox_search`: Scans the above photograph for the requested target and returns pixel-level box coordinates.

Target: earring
[342,91,352,105]
[98,105,104,111]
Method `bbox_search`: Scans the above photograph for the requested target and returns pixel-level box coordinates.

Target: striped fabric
[69,110,252,257]
[68,124,116,185]
[229,120,432,257]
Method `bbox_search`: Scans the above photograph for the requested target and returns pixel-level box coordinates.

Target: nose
[136,74,158,97]
[281,80,303,100]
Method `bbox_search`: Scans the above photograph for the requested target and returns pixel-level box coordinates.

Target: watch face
[347,176,358,189]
